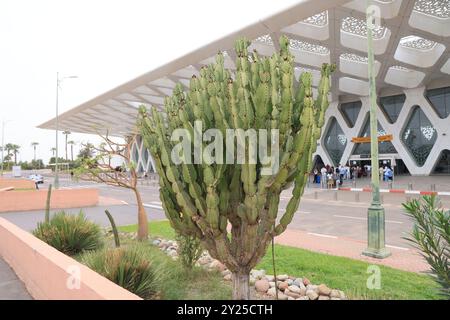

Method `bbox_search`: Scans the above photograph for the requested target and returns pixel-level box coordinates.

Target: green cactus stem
[139,35,335,300]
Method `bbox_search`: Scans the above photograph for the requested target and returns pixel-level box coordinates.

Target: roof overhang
[38,0,450,137]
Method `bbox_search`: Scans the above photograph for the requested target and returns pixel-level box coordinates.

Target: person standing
[320,166,327,189]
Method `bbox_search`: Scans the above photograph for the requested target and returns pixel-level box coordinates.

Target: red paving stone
[275,228,430,274]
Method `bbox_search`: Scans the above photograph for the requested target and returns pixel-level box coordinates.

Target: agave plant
[33,211,103,256]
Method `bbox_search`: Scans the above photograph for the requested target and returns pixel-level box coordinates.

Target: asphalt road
[0,175,424,250]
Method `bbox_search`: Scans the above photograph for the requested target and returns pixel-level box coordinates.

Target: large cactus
[139,35,335,300]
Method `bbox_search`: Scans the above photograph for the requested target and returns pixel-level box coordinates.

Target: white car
[29,174,44,184]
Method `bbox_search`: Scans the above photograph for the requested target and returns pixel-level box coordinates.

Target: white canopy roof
[38,0,450,136]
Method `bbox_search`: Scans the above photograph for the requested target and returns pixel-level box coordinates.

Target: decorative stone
[168,250,177,257]
[278,293,288,300]
[284,289,301,299]
[330,289,340,299]
[223,274,232,281]
[299,287,307,296]
[255,279,270,293]
[288,285,302,294]
[249,277,256,285]
[296,296,309,300]
[288,297,295,300]
[152,240,161,246]
[266,275,275,282]
[267,287,278,297]
[277,274,289,281]
[303,277,311,286]
[251,270,266,280]
[286,279,293,286]
[277,281,289,291]
[339,291,346,300]
[318,295,330,300]
[269,281,276,288]
[210,260,226,272]
[318,284,332,296]
[221,269,231,276]
[307,284,319,294]
[330,298,341,300]
[293,278,303,287]
[198,256,211,265]
[306,290,319,300]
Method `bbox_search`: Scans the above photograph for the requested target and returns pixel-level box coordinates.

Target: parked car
[28,174,44,184]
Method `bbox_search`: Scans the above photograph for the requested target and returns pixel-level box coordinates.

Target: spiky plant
[403,195,450,298]
[139,35,335,299]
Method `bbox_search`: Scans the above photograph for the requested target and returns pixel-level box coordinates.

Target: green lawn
[118,220,442,300]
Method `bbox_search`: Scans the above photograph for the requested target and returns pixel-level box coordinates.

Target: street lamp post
[54,72,78,189]
[362,0,390,259]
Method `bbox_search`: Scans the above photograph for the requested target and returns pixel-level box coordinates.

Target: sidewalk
[275,228,429,274]
[0,257,32,300]
[307,175,450,193]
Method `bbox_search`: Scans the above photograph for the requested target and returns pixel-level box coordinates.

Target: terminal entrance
[348,155,410,176]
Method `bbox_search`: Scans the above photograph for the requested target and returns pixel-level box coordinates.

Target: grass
[258,245,441,300]
[119,220,176,240]
[119,220,442,300]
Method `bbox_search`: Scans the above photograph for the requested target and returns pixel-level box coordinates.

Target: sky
[0,0,302,164]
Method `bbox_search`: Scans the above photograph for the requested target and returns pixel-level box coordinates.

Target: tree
[68,140,76,162]
[31,142,39,165]
[62,131,71,161]
[403,195,449,298]
[75,133,149,241]
[6,144,20,165]
[51,147,56,157]
[139,36,335,299]
[78,143,95,160]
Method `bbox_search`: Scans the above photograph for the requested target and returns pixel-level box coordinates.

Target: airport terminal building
[38,0,450,176]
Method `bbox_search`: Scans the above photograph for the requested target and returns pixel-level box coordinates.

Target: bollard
[431,184,436,191]
[314,191,318,200]
[355,192,360,203]
[380,194,384,204]
[408,183,413,191]
[388,182,392,190]
[333,191,338,201]
[352,180,356,188]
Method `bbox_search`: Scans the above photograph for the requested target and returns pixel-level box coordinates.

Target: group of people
[312,164,350,189]
[312,163,394,188]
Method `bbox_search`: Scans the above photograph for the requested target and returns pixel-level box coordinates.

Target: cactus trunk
[232,271,250,300]
[139,35,335,300]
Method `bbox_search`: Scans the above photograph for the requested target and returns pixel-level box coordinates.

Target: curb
[338,187,450,196]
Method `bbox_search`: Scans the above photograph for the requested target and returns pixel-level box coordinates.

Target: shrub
[81,244,164,299]
[403,195,450,298]
[176,233,203,271]
[33,211,103,256]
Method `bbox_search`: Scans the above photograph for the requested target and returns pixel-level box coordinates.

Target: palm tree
[9,144,20,165]
[67,140,75,162]
[31,142,39,162]
[62,131,71,161]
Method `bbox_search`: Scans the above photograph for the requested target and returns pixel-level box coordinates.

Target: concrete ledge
[0,188,99,213]
[0,178,35,189]
[0,217,141,300]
